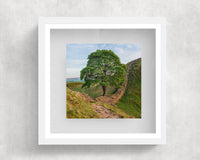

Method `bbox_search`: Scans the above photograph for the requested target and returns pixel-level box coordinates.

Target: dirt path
[95,61,134,105]
[92,104,121,118]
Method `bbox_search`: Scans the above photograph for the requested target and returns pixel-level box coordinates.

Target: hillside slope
[66,88,100,118]
[66,87,131,118]
[67,82,117,98]
[66,58,141,119]
[116,58,141,118]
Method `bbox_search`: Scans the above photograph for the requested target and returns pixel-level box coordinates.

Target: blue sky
[66,44,141,78]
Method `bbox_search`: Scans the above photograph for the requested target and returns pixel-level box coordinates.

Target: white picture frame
[38,17,166,145]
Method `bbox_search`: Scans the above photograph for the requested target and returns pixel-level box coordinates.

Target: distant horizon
[66,77,84,83]
[66,44,141,78]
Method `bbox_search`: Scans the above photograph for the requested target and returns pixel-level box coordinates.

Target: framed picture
[38,17,166,145]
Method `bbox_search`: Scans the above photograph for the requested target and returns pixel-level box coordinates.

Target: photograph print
[66,44,141,119]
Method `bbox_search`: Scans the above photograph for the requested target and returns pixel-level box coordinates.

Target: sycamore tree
[80,49,127,96]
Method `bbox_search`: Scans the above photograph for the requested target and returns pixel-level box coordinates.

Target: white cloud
[126,44,134,49]
[114,47,141,64]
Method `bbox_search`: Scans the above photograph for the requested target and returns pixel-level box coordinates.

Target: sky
[66,44,141,78]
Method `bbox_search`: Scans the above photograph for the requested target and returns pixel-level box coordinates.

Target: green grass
[100,102,132,118]
[66,88,100,118]
[116,58,141,118]
[67,82,117,98]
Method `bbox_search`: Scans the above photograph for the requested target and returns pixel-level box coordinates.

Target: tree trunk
[102,86,107,96]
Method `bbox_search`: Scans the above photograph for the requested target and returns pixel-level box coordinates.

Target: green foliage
[80,50,127,95]
[116,58,141,118]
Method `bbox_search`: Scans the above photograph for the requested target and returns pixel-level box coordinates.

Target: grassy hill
[66,88,130,118]
[66,58,141,119]
[116,58,141,118]
[67,82,117,98]
[66,88,99,118]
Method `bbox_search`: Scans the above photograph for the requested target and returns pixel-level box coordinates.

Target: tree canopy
[80,49,127,96]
